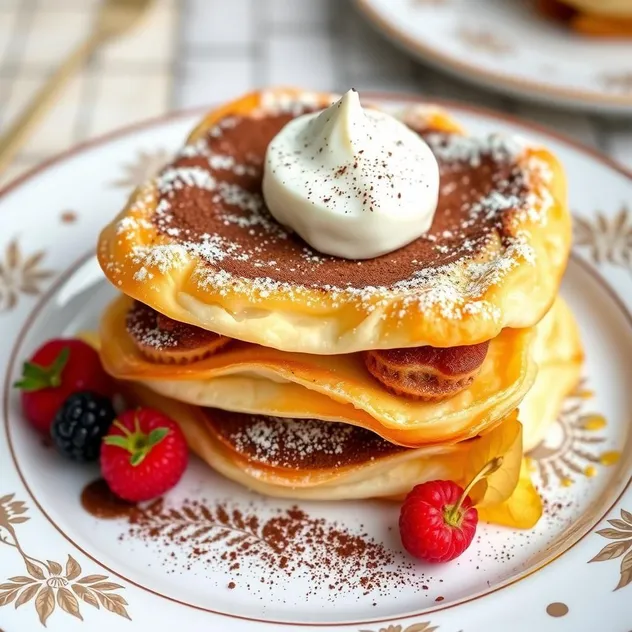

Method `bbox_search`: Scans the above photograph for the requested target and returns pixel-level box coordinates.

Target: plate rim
[1,93,631,627]
[354,0,632,113]
[0,95,632,203]
[0,94,629,205]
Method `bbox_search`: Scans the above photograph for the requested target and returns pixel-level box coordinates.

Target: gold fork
[0,0,154,174]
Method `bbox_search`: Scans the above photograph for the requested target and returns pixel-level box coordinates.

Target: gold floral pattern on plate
[111,149,171,189]
[599,73,632,94]
[527,381,617,489]
[359,622,438,632]
[0,240,54,314]
[589,508,632,591]
[0,494,130,626]
[546,602,569,618]
[455,27,512,54]
[574,206,632,271]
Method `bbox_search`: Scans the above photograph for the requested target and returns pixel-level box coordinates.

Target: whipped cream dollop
[262,89,439,260]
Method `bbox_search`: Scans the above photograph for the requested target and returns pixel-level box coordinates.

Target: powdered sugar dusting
[131,243,189,276]
[127,306,177,349]
[213,412,401,470]
[425,132,553,227]
[426,132,525,167]
[233,416,351,467]
[110,101,557,322]
[259,90,337,117]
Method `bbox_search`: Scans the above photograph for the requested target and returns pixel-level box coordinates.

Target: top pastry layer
[97,88,571,354]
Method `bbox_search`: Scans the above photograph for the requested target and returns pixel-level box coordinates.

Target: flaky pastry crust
[120,381,523,506]
[100,295,536,447]
[519,297,583,451]
[114,297,583,507]
[97,88,571,355]
[128,301,489,399]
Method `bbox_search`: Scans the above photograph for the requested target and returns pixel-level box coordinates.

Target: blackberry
[51,392,116,462]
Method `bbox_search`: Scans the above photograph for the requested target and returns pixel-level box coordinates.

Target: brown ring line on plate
[354,0,632,109]
[2,99,632,627]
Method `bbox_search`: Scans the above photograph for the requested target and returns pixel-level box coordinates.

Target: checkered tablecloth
[0,0,630,189]
[0,0,176,186]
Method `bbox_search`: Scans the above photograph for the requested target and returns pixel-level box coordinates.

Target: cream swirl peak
[262,89,439,259]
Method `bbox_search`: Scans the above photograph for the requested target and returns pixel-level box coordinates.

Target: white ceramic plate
[355,0,632,115]
[0,95,631,632]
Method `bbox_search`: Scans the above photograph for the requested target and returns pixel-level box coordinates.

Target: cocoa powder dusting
[150,114,533,290]
[111,94,555,326]
[126,300,223,351]
[119,498,435,601]
[203,408,405,471]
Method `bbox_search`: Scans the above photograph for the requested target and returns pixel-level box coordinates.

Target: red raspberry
[399,457,505,563]
[100,408,188,502]
[14,339,112,433]
[399,480,478,563]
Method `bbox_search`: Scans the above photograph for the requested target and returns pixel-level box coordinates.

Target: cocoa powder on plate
[118,497,436,601]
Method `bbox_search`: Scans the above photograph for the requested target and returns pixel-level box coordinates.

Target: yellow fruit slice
[478,460,543,529]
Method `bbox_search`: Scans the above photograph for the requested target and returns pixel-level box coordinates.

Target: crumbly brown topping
[204,409,406,470]
[126,300,222,351]
[370,340,490,376]
[109,95,554,321]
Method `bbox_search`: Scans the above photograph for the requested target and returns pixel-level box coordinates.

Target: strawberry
[399,457,503,563]
[14,338,112,433]
[100,408,188,502]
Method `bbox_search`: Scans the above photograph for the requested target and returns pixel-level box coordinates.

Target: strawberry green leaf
[14,347,70,392]
[104,422,168,467]
[147,428,168,447]
[102,435,130,450]
[50,346,70,378]
[22,363,50,380]
[130,451,146,467]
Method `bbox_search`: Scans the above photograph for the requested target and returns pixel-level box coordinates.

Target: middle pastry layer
[100,294,537,447]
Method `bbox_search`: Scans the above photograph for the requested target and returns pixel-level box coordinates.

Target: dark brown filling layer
[126,301,224,351]
[125,303,490,390]
[369,341,490,377]
[152,103,531,291]
[202,408,407,471]
[364,354,478,401]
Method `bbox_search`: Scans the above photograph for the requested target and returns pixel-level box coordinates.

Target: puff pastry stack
[96,89,581,523]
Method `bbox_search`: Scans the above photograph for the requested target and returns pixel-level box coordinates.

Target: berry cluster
[15,338,188,502]
[17,337,492,564]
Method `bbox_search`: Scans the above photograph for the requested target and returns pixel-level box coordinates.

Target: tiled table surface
[0,0,630,189]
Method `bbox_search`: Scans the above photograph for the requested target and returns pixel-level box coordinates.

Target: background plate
[355,0,632,115]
